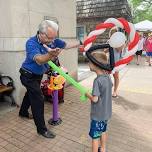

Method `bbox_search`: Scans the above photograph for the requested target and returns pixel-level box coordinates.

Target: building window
[76,26,86,41]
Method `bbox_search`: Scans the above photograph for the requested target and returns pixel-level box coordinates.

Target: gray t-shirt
[91,74,112,121]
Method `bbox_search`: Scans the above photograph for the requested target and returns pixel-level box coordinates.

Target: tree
[129,0,152,23]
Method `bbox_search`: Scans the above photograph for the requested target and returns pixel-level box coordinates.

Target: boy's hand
[85,92,93,101]
[85,92,91,98]
[85,92,98,102]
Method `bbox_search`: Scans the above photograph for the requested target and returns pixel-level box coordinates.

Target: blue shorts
[146,52,152,56]
[89,120,108,139]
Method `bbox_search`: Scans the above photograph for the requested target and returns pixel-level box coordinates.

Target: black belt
[19,68,43,79]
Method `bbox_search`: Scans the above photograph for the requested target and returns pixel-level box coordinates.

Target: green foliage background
[129,0,152,23]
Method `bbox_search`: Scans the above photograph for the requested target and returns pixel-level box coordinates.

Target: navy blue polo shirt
[21,36,66,75]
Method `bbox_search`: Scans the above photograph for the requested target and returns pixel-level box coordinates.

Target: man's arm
[64,40,82,50]
[34,45,61,65]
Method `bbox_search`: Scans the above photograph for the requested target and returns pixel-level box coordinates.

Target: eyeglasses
[41,32,55,41]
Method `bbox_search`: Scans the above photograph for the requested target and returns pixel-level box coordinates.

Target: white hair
[38,20,58,33]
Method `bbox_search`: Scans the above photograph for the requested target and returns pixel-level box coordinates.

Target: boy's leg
[89,120,100,152]
[92,139,99,152]
[100,132,107,152]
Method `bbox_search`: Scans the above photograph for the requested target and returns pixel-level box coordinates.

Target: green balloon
[48,61,88,102]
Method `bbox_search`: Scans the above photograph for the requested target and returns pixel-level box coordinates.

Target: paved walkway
[0,58,152,152]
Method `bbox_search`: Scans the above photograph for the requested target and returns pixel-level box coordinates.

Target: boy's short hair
[91,51,108,65]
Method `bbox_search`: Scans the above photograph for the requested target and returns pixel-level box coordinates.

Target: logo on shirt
[50,43,55,48]
[41,49,45,53]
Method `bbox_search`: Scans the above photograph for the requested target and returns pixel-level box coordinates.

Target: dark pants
[19,69,47,134]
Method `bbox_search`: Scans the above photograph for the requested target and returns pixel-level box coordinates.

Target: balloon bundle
[48,75,65,91]
[48,61,88,102]
[48,74,65,126]
[83,18,139,72]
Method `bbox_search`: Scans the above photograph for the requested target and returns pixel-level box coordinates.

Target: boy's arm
[85,92,98,103]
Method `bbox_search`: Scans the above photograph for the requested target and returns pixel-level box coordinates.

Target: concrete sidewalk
[0,58,152,152]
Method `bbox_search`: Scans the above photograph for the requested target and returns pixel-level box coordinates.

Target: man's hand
[79,44,84,52]
[34,45,62,64]
[43,44,62,57]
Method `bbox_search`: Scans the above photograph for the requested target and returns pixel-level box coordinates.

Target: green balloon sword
[48,61,88,102]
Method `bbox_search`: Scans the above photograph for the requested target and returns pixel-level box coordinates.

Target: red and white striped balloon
[83,18,139,73]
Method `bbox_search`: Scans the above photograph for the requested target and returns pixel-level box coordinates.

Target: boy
[85,51,112,152]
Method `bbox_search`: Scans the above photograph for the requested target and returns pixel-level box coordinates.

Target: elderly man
[19,20,80,138]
